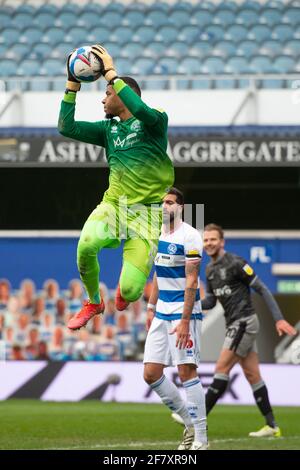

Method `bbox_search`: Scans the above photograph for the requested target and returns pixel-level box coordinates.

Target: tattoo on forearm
[182,287,197,320]
[185,261,200,276]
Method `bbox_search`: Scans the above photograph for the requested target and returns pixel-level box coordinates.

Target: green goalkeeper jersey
[58,80,174,206]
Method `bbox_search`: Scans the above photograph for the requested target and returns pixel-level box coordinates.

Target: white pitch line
[45,436,300,451]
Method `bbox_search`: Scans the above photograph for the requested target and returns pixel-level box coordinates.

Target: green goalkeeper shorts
[86,200,162,277]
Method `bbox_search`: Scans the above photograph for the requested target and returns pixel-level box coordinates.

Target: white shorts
[143,316,202,367]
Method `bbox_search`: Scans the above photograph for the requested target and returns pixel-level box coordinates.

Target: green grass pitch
[0,400,299,450]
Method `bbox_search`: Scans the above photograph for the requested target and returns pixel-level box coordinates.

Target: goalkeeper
[58,45,174,330]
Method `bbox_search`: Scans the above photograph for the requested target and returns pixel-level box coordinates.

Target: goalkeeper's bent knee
[120,262,147,302]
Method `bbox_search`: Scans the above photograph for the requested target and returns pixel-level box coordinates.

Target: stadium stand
[0,277,150,361]
[0,0,299,90]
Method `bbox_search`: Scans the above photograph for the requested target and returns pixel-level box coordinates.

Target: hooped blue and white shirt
[155,222,203,321]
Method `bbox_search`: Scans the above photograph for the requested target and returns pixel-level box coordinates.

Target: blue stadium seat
[1,28,17,44]
[122,10,145,28]
[226,56,251,74]
[66,28,92,45]
[190,10,213,27]
[204,25,225,43]
[122,42,144,59]
[172,1,193,12]
[83,3,103,15]
[201,57,225,74]
[20,28,44,46]
[33,43,53,60]
[236,9,258,27]
[191,40,211,57]
[217,1,238,11]
[156,26,178,44]
[266,0,285,9]
[236,40,259,59]
[133,26,155,44]
[259,40,281,57]
[112,26,134,44]
[132,57,155,75]
[155,57,178,74]
[50,43,73,60]
[202,57,225,74]
[55,12,78,30]
[60,3,81,15]
[36,4,58,16]
[250,55,273,73]
[145,42,165,58]
[169,9,190,27]
[168,41,190,58]
[43,27,66,45]
[15,4,36,15]
[191,79,211,90]
[215,78,236,89]
[101,11,123,28]
[8,43,29,60]
[261,78,285,89]
[178,57,202,74]
[215,40,238,59]
[213,9,235,27]
[272,24,294,42]
[225,25,248,43]
[273,55,296,72]
[284,39,300,57]
[18,59,40,77]
[51,79,70,91]
[248,25,271,42]
[0,59,16,76]
[240,1,260,11]
[106,2,126,13]
[176,79,190,90]
[0,13,12,29]
[195,1,214,11]
[282,8,300,26]
[114,57,131,75]
[143,79,168,90]
[145,9,169,27]
[90,26,116,44]
[152,1,169,12]
[259,8,282,27]
[33,13,56,31]
[41,59,65,76]
[179,26,201,43]
[11,13,33,29]
[77,12,101,29]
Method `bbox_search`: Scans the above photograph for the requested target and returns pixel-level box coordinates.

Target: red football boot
[115,284,130,311]
[67,299,105,330]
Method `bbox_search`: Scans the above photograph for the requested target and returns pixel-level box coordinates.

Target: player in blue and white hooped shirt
[143,188,208,451]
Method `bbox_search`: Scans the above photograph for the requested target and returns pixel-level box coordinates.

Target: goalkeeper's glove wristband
[65,80,81,92]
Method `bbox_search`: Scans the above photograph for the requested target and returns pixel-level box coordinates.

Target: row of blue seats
[1,7,300,30]
[0,55,298,77]
[1,23,300,46]
[4,76,293,92]
[1,0,299,15]
[2,39,300,62]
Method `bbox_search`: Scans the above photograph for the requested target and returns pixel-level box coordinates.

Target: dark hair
[120,76,141,96]
[167,187,184,206]
[204,223,224,239]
